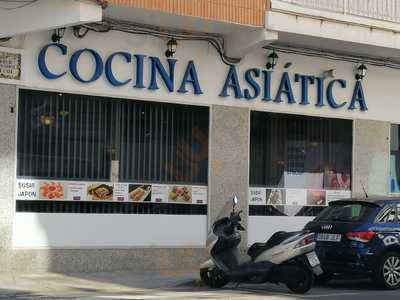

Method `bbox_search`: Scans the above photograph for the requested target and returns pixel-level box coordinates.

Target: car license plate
[315,233,342,242]
[306,251,320,267]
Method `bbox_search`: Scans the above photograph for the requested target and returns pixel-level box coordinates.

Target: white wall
[20,30,400,124]
[248,216,314,245]
[13,213,207,249]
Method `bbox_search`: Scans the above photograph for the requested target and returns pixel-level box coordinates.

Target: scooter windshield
[216,200,235,221]
[206,199,235,248]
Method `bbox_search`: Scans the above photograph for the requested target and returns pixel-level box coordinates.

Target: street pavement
[0,270,399,299]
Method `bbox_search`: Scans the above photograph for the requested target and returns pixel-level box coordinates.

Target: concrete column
[208,105,250,247]
[0,84,16,253]
[353,119,390,197]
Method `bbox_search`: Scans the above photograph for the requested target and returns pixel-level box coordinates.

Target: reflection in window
[17,89,209,185]
[390,124,400,193]
[250,112,352,190]
[378,208,396,223]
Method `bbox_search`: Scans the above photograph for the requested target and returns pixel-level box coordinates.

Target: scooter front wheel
[200,268,228,288]
[286,267,314,294]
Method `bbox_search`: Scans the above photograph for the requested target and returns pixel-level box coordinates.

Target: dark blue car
[304,198,400,289]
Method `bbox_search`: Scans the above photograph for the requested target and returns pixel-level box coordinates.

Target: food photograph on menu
[129,184,152,202]
[266,188,286,205]
[168,186,192,203]
[307,189,327,206]
[40,182,65,200]
[87,183,114,201]
[324,170,351,190]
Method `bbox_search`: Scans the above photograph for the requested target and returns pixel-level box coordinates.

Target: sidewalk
[1,270,400,300]
[0,270,201,299]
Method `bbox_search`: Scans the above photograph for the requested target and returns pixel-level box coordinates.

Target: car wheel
[375,252,400,290]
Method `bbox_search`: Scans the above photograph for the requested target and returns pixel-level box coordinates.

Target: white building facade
[0,0,400,272]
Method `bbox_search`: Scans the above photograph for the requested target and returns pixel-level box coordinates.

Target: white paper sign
[66,182,86,201]
[151,185,169,203]
[285,189,307,206]
[284,172,323,189]
[249,188,266,205]
[192,186,208,204]
[114,183,129,201]
[16,179,38,200]
[326,190,352,203]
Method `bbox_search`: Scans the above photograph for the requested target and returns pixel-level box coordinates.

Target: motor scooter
[200,196,323,294]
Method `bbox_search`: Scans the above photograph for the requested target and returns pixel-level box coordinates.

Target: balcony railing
[275,0,400,23]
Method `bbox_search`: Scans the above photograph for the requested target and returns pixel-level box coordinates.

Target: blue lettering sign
[244,68,261,100]
[37,44,368,112]
[275,72,295,104]
[295,74,315,105]
[315,77,325,107]
[326,79,347,109]
[69,48,103,83]
[262,70,272,101]
[178,60,203,95]
[38,43,67,79]
[349,81,368,111]
[133,54,146,89]
[105,52,132,86]
[219,65,243,99]
[149,57,177,92]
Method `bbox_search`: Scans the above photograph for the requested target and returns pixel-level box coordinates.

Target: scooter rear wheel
[200,268,228,288]
[200,268,212,286]
[286,267,314,294]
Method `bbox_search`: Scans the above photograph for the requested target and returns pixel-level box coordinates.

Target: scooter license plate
[306,251,320,267]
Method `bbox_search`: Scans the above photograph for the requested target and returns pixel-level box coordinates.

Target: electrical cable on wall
[80,18,242,66]
[266,44,400,70]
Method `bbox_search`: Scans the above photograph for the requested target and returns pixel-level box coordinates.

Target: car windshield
[315,202,378,222]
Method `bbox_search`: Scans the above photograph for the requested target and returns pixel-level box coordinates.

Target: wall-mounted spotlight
[165,38,178,58]
[51,28,66,43]
[73,26,89,39]
[284,62,293,69]
[266,50,279,70]
[355,64,367,81]
[322,69,336,78]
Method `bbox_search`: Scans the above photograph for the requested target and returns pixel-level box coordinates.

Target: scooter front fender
[200,259,215,270]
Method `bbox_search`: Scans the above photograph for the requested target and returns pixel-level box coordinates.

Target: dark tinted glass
[250,111,352,189]
[17,89,209,184]
[314,203,378,222]
[390,124,400,192]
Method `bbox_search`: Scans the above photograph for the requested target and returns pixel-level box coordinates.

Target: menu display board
[249,187,351,207]
[16,179,207,204]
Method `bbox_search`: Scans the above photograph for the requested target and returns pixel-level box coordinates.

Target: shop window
[16,89,209,215]
[390,124,400,193]
[249,111,352,216]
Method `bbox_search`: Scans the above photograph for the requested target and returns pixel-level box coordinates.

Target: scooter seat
[247,231,300,260]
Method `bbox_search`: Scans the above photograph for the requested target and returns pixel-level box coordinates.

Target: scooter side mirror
[232,195,239,212]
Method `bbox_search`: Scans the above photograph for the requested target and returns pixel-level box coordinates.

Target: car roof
[330,196,400,208]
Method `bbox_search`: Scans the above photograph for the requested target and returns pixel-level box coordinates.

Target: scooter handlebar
[236,223,246,231]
